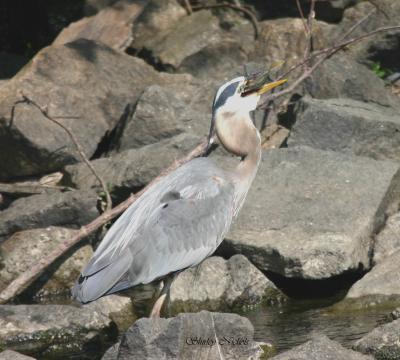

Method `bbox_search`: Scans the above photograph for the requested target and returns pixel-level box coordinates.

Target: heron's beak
[257,79,287,95]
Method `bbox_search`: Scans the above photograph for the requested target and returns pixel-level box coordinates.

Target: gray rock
[345,250,400,300]
[219,147,400,279]
[132,10,223,70]
[288,97,400,161]
[115,85,185,151]
[84,294,136,331]
[0,350,35,359]
[169,255,284,314]
[0,190,99,242]
[0,304,116,358]
[0,39,167,180]
[353,318,400,360]
[329,1,400,70]
[374,212,400,264]
[63,133,201,200]
[306,54,400,110]
[54,0,145,51]
[390,307,400,320]
[0,227,93,299]
[271,335,373,360]
[109,311,265,359]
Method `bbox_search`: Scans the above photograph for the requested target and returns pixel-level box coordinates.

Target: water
[245,299,391,353]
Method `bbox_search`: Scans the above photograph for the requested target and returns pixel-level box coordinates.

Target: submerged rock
[169,255,285,314]
[288,98,400,161]
[219,147,400,280]
[0,190,99,242]
[354,318,400,359]
[0,304,116,358]
[103,311,266,359]
[270,335,373,360]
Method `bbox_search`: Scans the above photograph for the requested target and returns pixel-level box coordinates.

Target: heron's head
[208,75,287,151]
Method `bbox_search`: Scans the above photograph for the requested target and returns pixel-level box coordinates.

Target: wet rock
[85,294,136,331]
[0,350,35,359]
[132,9,223,71]
[306,54,400,109]
[54,0,145,51]
[288,98,400,161]
[329,1,400,71]
[0,190,99,242]
[390,307,400,320]
[0,39,167,180]
[115,85,185,151]
[0,304,116,358]
[345,251,400,302]
[353,318,400,359]
[104,311,265,359]
[219,147,400,279]
[84,0,119,15]
[169,255,285,314]
[374,212,400,264]
[63,133,201,201]
[0,227,93,299]
[271,335,373,360]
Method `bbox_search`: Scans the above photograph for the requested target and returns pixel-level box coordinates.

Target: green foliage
[371,62,392,79]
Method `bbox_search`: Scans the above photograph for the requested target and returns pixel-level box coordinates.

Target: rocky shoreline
[1,0,400,359]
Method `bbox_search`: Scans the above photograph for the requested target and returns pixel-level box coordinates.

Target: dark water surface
[244,299,391,353]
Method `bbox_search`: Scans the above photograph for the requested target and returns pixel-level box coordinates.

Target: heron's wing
[72,158,235,303]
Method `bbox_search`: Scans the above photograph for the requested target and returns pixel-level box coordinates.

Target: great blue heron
[72,75,286,315]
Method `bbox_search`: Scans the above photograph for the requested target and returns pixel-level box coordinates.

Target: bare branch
[191,2,259,39]
[0,138,209,304]
[182,0,193,15]
[15,94,113,212]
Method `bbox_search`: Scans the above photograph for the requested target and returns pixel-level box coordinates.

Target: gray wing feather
[72,158,235,303]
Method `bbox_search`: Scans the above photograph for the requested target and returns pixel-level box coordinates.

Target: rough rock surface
[288,98,400,161]
[0,39,168,180]
[103,311,265,360]
[353,319,400,360]
[306,54,400,109]
[0,227,93,298]
[374,212,400,264]
[169,255,284,314]
[63,134,201,200]
[271,335,373,360]
[219,147,400,279]
[85,294,136,331]
[0,190,99,242]
[0,350,35,360]
[0,304,116,358]
[54,0,145,51]
[345,250,400,300]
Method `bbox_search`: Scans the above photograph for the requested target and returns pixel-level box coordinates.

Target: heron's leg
[149,274,176,318]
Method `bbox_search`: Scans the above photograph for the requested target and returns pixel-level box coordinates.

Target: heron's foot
[150,293,167,318]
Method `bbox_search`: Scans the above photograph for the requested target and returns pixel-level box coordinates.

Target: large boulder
[0,190,99,242]
[169,255,285,314]
[54,0,145,51]
[219,147,400,279]
[0,39,168,180]
[0,227,93,300]
[270,335,373,360]
[288,97,400,161]
[103,311,266,359]
[63,134,201,201]
[353,318,400,360]
[345,250,400,302]
[0,304,116,358]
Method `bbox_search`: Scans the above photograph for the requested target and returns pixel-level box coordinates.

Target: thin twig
[182,0,192,15]
[295,0,308,34]
[15,94,113,211]
[192,2,259,39]
[0,138,209,304]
